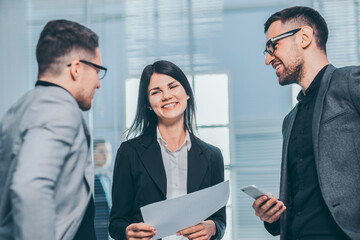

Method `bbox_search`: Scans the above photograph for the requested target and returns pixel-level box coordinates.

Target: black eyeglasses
[67,60,107,80]
[264,28,301,56]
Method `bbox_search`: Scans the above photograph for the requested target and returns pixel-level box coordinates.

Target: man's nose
[265,52,275,65]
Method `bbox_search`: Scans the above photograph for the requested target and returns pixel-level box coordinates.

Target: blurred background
[1,0,359,239]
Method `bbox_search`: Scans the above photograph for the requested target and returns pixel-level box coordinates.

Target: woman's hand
[176,220,216,240]
[125,223,156,240]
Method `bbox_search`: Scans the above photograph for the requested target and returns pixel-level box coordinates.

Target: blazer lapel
[312,64,336,162]
[279,106,297,239]
[81,117,91,148]
[187,137,209,194]
[280,106,298,201]
[137,133,167,198]
[80,116,94,194]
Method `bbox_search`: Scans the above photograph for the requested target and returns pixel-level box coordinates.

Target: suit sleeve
[10,103,80,240]
[262,114,291,237]
[109,142,135,240]
[349,66,360,114]
[206,146,226,240]
[264,220,280,236]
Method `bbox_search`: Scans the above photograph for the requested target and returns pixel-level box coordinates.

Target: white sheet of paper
[140,180,229,239]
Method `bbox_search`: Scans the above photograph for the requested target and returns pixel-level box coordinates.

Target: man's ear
[69,60,81,81]
[300,26,314,49]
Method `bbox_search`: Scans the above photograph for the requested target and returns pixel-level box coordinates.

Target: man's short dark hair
[36,19,99,77]
[264,6,328,53]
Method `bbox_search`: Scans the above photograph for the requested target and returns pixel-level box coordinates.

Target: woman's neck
[157,121,186,152]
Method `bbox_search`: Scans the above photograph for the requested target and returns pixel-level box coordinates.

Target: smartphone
[241,185,272,200]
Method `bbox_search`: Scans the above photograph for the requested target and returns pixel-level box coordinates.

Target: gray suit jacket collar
[312,64,336,164]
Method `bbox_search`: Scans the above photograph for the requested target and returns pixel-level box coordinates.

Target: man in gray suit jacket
[0,19,107,240]
[252,6,360,240]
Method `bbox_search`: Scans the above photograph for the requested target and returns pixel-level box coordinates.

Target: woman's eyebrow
[148,86,160,92]
[168,81,177,86]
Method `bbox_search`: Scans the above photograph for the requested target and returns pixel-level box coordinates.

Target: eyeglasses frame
[264,28,302,56]
[67,60,107,80]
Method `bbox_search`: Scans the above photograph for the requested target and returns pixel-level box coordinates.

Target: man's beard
[278,57,304,86]
[77,87,92,111]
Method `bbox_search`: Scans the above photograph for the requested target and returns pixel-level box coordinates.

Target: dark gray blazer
[265,65,360,239]
[109,131,226,240]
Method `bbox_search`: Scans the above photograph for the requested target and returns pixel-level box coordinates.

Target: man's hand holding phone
[252,194,286,223]
[241,185,286,223]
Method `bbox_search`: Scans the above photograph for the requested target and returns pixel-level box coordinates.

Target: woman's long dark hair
[126,60,196,139]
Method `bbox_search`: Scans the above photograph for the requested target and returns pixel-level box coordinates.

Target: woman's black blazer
[109,130,226,240]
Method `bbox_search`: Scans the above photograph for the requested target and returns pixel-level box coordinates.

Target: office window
[194,73,231,240]
[192,73,230,186]
[125,78,140,128]
[314,0,360,67]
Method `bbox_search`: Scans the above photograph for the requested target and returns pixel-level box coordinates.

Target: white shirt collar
[156,126,192,151]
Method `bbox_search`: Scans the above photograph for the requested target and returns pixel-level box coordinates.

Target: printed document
[140,180,230,239]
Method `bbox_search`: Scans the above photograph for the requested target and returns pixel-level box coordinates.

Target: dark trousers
[73,197,96,240]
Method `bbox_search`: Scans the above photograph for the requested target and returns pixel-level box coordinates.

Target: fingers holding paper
[252,195,286,223]
[177,220,216,240]
[125,223,156,240]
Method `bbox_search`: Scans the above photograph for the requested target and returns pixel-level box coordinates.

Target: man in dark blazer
[252,6,360,240]
[0,20,106,240]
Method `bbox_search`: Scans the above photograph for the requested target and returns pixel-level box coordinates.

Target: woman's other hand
[125,223,156,240]
[176,220,216,240]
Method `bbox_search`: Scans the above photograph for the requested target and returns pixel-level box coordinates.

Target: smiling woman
[109,60,226,240]
[126,60,196,140]
[147,73,190,132]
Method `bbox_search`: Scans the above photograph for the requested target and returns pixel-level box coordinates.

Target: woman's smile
[162,102,178,109]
